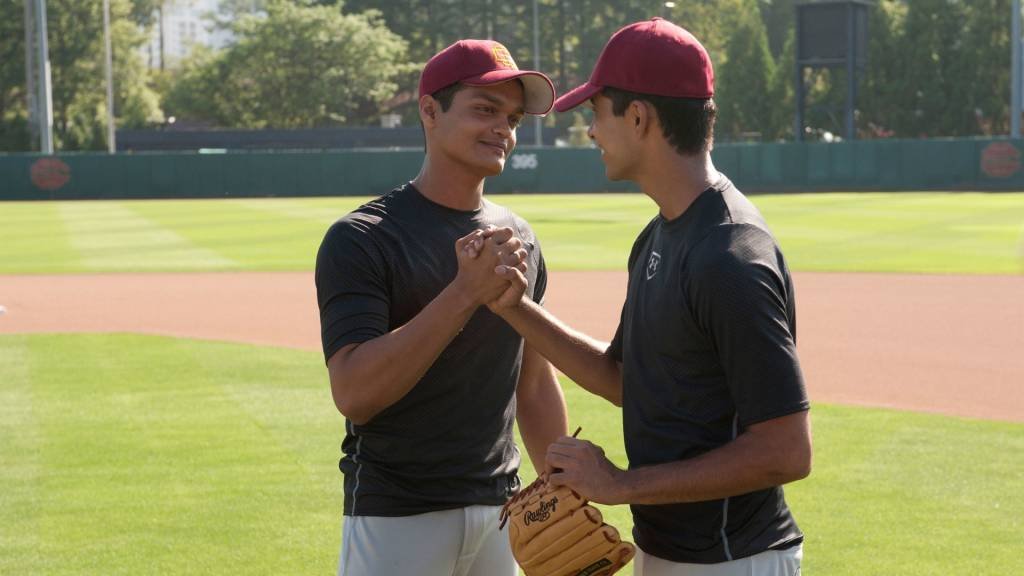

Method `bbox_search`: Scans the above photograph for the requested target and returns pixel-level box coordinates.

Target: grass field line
[58,203,237,271]
[0,337,43,574]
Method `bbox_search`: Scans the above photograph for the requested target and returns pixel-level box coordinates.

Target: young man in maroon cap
[315,40,567,575]
[484,18,811,575]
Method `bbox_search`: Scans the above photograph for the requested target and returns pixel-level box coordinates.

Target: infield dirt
[1,271,1021,422]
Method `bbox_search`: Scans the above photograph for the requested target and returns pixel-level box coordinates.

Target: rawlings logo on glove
[499,430,635,576]
[525,496,559,525]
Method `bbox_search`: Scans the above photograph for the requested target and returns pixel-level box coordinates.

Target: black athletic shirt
[315,183,546,517]
[608,176,809,563]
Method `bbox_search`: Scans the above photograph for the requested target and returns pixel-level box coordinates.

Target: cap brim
[464,70,556,116]
[553,82,602,113]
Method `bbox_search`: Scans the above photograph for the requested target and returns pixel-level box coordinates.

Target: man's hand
[458,226,529,311]
[545,436,627,505]
[460,226,530,313]
[454,227,526,306]
[489,263,529,313]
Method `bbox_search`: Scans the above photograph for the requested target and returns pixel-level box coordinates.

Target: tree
[0,0,30,150]
[48,0,163,149]
[164,1,409,128]
[858,0,905,138]
[950,0,1011,135]
[770,28,796,140]
[0,0,162,151]
[758,0,798,59]
[715,0,781,140]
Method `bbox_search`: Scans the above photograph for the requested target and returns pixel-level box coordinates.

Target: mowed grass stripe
[0,337,44,575]
[2,333,1022,574]
[753,192,1024,274]
[0,202,78,274]
[2,192,1022,274]
[16,334,341,575]
[58,202,237,271]
[233,197,362,225]
[127,199,353,271]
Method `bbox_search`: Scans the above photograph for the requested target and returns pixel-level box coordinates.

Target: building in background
[143,0,235,69]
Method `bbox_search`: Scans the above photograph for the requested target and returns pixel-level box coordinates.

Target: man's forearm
[500,299,622,406]
[328,282,478,424]
[516,349,568,472]
[612,411,812,505]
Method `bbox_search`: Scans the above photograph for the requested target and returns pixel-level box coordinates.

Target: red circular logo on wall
[980,142,1021,179]
[30,157,71,191]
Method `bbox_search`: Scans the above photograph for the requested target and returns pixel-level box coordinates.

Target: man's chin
[480,159,505,177]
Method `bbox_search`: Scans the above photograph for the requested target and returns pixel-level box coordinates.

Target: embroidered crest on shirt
[646,251,661,280]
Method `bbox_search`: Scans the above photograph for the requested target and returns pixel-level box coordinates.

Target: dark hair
[602,87,716,156]
[431,82,467,112]
[421,83,466,150]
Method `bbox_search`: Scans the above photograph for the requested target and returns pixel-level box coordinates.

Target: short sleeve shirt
[315,183,546,516]
[608,176,809,563]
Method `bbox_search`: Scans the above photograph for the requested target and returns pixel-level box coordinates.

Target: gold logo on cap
[491,43,517,69]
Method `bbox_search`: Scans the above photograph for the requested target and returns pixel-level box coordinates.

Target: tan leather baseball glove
[499,474,635,576]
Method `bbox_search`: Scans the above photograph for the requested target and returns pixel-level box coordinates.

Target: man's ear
[630,100,652,138]
[420,94,440,128]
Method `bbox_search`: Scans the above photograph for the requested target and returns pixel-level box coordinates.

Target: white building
[143,0,235,69]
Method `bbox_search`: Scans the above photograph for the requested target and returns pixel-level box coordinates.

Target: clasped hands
[453,225,529,312]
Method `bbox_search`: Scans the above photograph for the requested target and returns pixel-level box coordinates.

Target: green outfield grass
[2,192,1023,275]
[1,333,1021,575]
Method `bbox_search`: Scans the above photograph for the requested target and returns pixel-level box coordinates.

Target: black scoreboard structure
[795,0,871,141]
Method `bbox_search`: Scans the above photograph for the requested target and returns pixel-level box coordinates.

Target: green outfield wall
[2,139,1022,200]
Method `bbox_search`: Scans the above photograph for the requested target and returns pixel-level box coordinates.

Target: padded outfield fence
[1,138,1022,200]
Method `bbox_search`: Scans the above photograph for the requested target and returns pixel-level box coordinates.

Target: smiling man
[314,40,568,576]
[485,18,812,576]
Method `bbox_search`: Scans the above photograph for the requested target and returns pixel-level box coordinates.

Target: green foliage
[857,0,905,139]
[48,0,164,148]
[0,0,162,151]
[0,0,30,150]
[715,0,785,141]
[164,0,411,128]
[1,0,1019,147]
[889,0,1011,137]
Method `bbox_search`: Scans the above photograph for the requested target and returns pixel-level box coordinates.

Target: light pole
[1013,0,1021,138]
[103,0,116,153]
[35,0,54,154]
[532,0,543,147]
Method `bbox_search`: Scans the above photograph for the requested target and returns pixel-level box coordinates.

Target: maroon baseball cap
[554,18,714,112]
[418,39,556,116]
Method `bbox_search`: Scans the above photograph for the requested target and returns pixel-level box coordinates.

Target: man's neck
[412,154,486,211]
[636,149,718,221]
